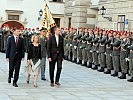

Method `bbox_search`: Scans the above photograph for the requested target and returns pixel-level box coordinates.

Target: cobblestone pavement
[0,52,133,100]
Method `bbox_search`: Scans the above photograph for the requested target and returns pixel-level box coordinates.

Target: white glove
[74,46,77,49]
[104,53,107,55]
[125,58,129,62]
[70,44,72,47]
[90,50,92,53]
[66,44,68,47]
[110,54,112,57]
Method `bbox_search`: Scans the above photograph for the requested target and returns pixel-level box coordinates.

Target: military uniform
[68,31,74,61]
[64,32,70,60]
[97,36,106,72]
[91,34,99,70]
[119,38,130,79]
[86,35,93,68]
[127,44,133,82]
[104,36,113,74]
[111,37,121,77]
[72,32,78,63]
[77,32,84,64]
[81,35,88,66]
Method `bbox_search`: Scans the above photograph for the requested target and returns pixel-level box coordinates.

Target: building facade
[64,0,98,28]
[0,0,65,29]
[98,0,133,31]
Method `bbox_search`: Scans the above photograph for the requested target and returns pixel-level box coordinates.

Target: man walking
[6,28,25,87]
[40,27,47,80]
[47,27,64,87]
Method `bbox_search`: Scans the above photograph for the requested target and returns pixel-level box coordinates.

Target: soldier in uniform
[64,28,70,60]
[77,27,84,64]
[119,32,130,79]
[91,30,99,70]
[127,37,133,82]
[104,30,113,74]
[86,29,93,68]
[97,30,107,72]
[81,28,88,66]
[68,28,75,61]
[72,28,78,63]
[111,32,121,77]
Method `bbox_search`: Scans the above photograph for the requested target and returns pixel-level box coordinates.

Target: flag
[42,0,56,30]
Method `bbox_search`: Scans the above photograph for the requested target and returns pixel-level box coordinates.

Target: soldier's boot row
[97,67,104,72]
[118,73,126,79]
[77,60,82,64]
[104,69,111,74]
[92,65,98,70]
[72,58,77,63]
[111,71,118,77]
[82,62,87,66]
[127,77,133,82]
[87,63,92,68]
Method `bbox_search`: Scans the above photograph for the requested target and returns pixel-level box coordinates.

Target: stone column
[71,0,91,28]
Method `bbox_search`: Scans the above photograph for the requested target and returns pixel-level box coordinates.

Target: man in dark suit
[6,28,25,87]
[47,27,64,87]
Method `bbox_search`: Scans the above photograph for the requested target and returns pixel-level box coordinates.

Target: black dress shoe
[82,62,87,66]
[87,63,92,68]
[50,83,54,87]
[72,58,77,63]
[41,78,46,81]
[55,82,61,86]
[8,78,11,84]
[104,69,111,74]
[111,71,118,77]
[127,77,133,82]
[76,60,82,64]
[97,67,104,72]
[92,65,98,70]
[13,83,18,87]
[118,73,126,79]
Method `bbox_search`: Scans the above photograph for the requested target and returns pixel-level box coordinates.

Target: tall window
[68,18,71,28]
[117,15,125,31]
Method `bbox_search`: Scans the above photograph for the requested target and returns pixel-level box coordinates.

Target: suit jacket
[6,35,25,60]
[47,35,64,60]
[40,36,47,58]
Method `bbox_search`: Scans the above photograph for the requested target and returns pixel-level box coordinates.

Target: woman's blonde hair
[31,34,40,43]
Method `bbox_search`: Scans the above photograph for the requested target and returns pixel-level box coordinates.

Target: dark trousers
[9,54,21,83]
[49,56,62,83]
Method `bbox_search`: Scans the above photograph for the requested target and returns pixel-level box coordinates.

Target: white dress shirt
[55,34,59,46]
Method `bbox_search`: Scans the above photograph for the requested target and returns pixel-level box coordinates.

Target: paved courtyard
[0,52,133,100]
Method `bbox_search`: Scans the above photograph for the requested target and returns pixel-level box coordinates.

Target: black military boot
[127,77,133,82]
[92,65,98,70]
[72,58,77,63]
[118,73,126,79]
[77,60,82,64]
[104,69,111,74]
[87,63,92,68]
[97,67,104,72]
[82,62,87,66]
[111,71,118,77]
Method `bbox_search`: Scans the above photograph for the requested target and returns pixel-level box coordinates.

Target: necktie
[16,37,18,46]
